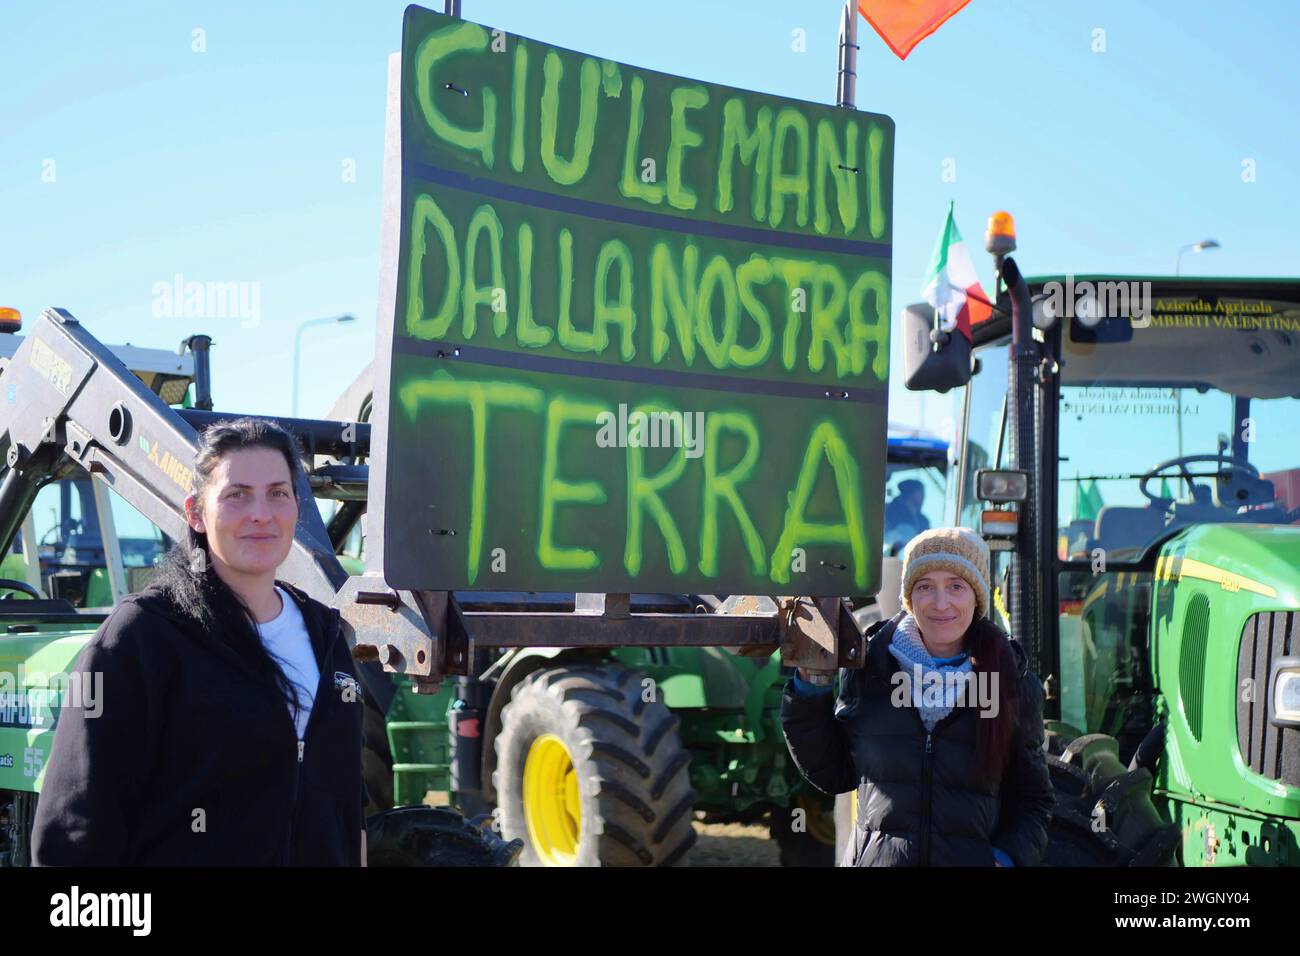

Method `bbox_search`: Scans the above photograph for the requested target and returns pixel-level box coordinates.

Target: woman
[32,418,367,866]
[782,527,1054,866]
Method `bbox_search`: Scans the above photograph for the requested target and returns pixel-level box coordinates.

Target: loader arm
[0,307,400,709]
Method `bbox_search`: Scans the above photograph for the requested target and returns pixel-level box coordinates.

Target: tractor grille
[1236,611,1300,788]
[1178,594,1210,742]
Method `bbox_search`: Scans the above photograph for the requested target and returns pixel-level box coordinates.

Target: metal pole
[836,0,858,108]
[444,0,462,17]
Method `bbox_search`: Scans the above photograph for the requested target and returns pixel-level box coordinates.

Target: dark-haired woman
[32,418,367,866]
[782,527,1054,866]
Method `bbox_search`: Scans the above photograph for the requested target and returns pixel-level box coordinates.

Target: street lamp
[1176,239,1220,276]
[292,314,355,416]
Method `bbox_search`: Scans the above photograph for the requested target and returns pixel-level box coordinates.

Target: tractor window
[883,462,946,555]
[1057,385,1300,563]
[953,341,1009,530]
[108,487,167,569]
[1057,567,1152,760]
[27,478,170,605]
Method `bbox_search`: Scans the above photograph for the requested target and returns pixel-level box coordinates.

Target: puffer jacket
[781,613,1054,866]
[32,579,365,866]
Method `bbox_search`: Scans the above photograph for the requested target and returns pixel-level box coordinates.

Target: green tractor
[902,212,1300,865]
[0,320,193,865]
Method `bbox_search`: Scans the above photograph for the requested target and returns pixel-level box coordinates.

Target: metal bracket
[779,596,865,672]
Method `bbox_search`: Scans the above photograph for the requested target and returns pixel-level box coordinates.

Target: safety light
[1270,657,1300,727]
[985,211,1017,255]
[976,469,1029,503]
[980,510,1019,547]
[0,307,21,333]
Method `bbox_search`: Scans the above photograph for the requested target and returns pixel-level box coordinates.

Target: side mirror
[901,302,972,393]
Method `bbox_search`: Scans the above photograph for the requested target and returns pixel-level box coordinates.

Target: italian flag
[922,203,991,342]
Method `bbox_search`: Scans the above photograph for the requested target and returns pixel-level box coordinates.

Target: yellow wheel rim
[523,733,581,865]
[799,794,838,847]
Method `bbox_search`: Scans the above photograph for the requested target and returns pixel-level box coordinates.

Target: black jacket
[31,580,365,866]
[781,614,1054,866]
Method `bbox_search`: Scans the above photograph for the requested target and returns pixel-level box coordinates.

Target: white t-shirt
[256,586,319,741]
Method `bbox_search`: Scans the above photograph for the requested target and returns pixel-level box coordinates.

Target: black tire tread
[492,663,697,867]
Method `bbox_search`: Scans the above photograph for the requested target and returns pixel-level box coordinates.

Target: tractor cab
[944,274,1300,754]
[912,241,1300,863]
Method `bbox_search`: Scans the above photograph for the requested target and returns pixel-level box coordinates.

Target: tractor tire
[492,664,697,867]
[1042,724,1181,866]
[770,794,836,867]
[362,691,395,815]
[366,806,523,866]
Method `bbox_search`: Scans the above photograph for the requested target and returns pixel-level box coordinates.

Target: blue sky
[2,0,1296,443]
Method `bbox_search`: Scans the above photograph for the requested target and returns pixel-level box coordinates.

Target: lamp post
[292,314,355,416]
[1176,239,1220,276]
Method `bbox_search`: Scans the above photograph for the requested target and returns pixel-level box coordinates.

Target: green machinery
[903,213,1300,865]
[0,310,517,867]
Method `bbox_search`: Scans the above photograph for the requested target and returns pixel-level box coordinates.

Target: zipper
[920,732,933,866]
[280,594,344,865]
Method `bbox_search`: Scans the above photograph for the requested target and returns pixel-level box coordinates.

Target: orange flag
[857,0,973,59]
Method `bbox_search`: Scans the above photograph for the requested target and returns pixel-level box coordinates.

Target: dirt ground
[688,818,781,867]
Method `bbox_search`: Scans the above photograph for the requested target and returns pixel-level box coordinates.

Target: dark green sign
[382,4,894,595]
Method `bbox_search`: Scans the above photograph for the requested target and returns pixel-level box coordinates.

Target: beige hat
[900,527,991,620]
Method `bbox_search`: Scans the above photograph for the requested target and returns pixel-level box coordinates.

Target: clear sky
[2,0,1295,441]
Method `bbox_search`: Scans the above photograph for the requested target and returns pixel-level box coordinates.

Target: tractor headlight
[1269,657,1300,727]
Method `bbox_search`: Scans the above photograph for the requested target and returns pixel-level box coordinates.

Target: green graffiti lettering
[509,41,528,172]
[515,221,553,348]
[649,241,698,365]
[594,239,637,360]
[620,76,666,205]
[699,412,765,576]
[770,420,868,588]
[538,396,610,570]
[414,21,496,167]
[731,256,774,368]
[809,264,850,376]
[397,375,543,584]
[716,98,772,223]
[771,257,817,371]
[600,59,623,96]
[866,122,887,239]
[848,270,890,382]
[625,403,688,575]
[405,193,461,340]
[769,108,810,229]
[666,85,708,211]
[462,204,507,339]
[554,227,596,350]
[540,51,600,186]
[814,117,859,236]
[695,255,739,369]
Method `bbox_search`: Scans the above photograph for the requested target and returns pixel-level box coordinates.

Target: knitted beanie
[899,527,991,620]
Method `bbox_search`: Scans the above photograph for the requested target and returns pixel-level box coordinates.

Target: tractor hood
[1156,522,1300,609]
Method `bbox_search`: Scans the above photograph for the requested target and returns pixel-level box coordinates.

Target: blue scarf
[887,613,974,732]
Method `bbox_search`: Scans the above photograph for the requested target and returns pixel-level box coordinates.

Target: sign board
[379,5,894,595]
